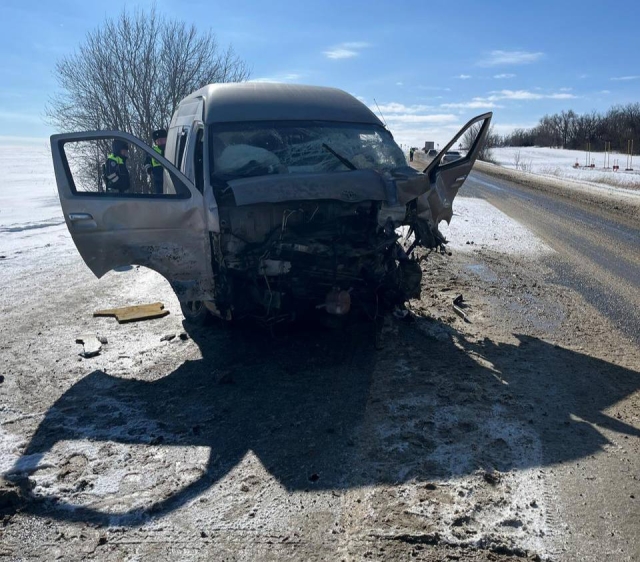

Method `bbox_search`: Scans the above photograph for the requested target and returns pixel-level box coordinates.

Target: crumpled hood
[225,169,394,206]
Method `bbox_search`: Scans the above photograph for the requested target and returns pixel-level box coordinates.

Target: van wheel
[180,300,211,326]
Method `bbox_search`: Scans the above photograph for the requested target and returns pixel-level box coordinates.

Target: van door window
[60,137,187,197]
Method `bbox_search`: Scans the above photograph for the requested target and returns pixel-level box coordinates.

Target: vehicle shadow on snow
[6,317,640,526]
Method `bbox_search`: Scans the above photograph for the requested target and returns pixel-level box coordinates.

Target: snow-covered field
[0,142,73,269]
[492,146,640,190]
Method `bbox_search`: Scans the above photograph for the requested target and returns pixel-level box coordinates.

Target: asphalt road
[462,170,640,345]
[2,157,639,560]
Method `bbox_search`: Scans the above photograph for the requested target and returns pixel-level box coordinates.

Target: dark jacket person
[145,129,167,194]
[104,140,131,193]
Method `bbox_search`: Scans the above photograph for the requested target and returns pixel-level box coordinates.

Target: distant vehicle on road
[441,150,463,164]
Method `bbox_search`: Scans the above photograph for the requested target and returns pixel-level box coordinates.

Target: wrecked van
[51,83,491,325]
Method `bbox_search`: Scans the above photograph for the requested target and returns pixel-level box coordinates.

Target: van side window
[175,128,189,171]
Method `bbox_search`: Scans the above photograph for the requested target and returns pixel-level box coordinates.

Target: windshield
[210,121,406,180]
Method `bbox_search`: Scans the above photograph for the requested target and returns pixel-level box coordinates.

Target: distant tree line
[500,103,640,152]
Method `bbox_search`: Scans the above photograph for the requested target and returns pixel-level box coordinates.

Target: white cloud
[374,102,434,114]
[485,89,576,101]
[440,100,501,109]
[396,82,403,86]
[559,87,573,91]
[383,113,458,124]
[323,42,371,59]
[385,123,462,149]
[442,89,577,110]
[478,50,544,67]
[249,73,302,83]
[599,90,611,94]
[493,73,516,79]
[611,75,640,81]
[457,74,472,80]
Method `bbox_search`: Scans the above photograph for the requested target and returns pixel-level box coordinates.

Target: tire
[180,300,211,326]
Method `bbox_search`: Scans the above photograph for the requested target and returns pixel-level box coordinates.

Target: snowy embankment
[476,148,640,222]
[492,146,640,190]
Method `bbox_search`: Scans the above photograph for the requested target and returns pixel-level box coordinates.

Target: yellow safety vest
[151,145,162,167]
[107,153,124,165]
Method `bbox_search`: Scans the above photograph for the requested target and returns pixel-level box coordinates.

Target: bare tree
[46,6,250,190]
[46,7,249,191]
[462,123,497,162]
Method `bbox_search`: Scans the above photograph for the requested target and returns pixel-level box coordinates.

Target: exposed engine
[212,198,423,323]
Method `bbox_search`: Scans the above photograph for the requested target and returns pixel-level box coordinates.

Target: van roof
[184,82,383,126]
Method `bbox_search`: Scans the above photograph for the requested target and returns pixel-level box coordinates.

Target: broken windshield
[210,121,405,180]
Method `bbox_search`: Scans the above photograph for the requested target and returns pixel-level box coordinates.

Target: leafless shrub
[513,150,521,170]
[519,160,534,173]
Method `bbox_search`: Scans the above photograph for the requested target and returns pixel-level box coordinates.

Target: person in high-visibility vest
[145,129,167,194]
[103,139,131,193]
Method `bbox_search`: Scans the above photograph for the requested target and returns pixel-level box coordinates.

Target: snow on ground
[398,196,552,258]
[441,197,552,257]
[493,146,640,190]
[0,143,73,271]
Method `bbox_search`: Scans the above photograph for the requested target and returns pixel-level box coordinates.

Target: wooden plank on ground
[93,302,169,323]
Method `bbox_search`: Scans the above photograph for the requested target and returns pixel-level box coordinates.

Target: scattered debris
[178,331,189,341]
[309,473,320,483]
[160,334,176,342]
[482,470,501,485]
[75,335,103,358]
[93,302,169,323]
[0,375,4,384]
[452,294,469,323]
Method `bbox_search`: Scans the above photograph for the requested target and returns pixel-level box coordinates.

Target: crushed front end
[206,114,491,323]
[211,171,422,323]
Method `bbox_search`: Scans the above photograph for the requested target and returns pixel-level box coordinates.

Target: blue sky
[1,0,639,146]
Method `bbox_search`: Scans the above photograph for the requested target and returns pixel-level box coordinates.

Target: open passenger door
[50,131,214,302]
[396,112,492,249]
